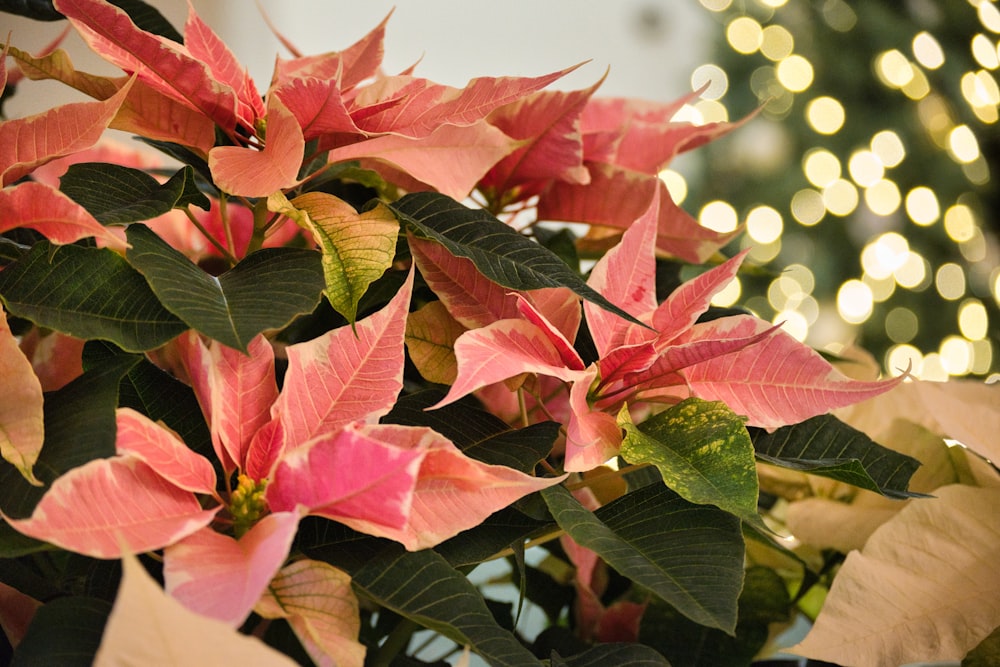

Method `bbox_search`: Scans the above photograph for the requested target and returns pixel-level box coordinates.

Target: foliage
[0,2,997,666]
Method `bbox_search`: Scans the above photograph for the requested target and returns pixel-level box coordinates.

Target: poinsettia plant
[1,1,997,665]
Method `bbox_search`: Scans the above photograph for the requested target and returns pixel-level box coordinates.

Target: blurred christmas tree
[677,0,999,378]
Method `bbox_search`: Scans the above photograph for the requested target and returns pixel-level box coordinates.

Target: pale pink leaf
[654,179,742,263]
[408,235,519,329]
[0,182,128,251]
[792,485,1000,667]
[4,456,218,558]
[352,424,566,550]
[910,380,1000,465]
[480,77,604,196]
[565,369,624,472]
[175,332,279,473]
[256,559,365,667]
[113,78,217,153]
[54,0,243,132]
[434,319,587,409]
[581,92,702,138]
[5,43,121,102]
[0,78,132,186]
[0,305,44,485]
[209,95,304,197]
[115,408,217,495]
[584,190,659,356]
[244,418,285,482]
[326,121,517,200]
[354,67,580,137]
[18,328,84,392]
[678,315,906,429]
[163,512,300,627]
[183,2,263,127]
[95,552,296,667]
[266,423,423,534]
[273,11,389,90]
[272,269,413,445]
[514,295,585,371]
[651,248,750,343]
[537,162,655,232]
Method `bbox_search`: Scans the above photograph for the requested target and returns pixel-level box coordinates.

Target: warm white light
[904,187,940,225]
[948,125,981,163]
[776,55,814,92]
[848,150,884,187]
[699,200,739,232]
[822,179,859,216]
[746,205,784,244]
[806,97,846,135]
[659,169,688,204]
[871,130,906,167]
[958,299,989,340]
[913,31,945,69]
[837,279,874,323]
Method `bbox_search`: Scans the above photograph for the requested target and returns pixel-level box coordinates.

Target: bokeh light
[806,96,846,134]
[699,200,739,232]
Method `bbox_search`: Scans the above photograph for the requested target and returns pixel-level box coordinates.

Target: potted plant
[1,1,997,665]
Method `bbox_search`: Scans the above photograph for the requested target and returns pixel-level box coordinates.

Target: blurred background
[5,0,998,379]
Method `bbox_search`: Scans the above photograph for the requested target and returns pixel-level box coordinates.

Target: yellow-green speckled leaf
[619,398,765,530]
[269,191,398,324]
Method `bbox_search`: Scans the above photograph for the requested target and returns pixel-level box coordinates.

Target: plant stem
[370,617,421,667]
[183,207,238,266]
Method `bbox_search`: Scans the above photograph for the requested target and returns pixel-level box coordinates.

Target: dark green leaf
[390,192,645,327]
[0,242,187,351]
[0,354,139,518]
[352,545,543,667]
[639,566,791,667]
[11,596,111,667]
[125,225,325,351]
[965,624,1000,667]
[550,643,672,667]
[0,0,61,21]
[135,138,214,187]
[434,506,552,568]
[751,414,924,499]
[108,0,182,42]
[541,484,744,634]
[60,163,208,224]
[296,517,391,575]
[0,521,51,558]
[619,398,765,530]
[384,391,558,473]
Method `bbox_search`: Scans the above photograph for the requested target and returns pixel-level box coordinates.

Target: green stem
[370,617,421,667]
[183,207,238,266]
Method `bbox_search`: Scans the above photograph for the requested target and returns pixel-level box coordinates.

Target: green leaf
[434,506,552,568]
[11,596,112,667]
[125,224,325,351]
[619,398,765,530]
[268,192,398,325]
[639,566,791,667]
[750,414,924,499]
[0,242,187,352]
[108,0,183,42]
[352,545,543,667]
[0,353,139,519]
[390,192,646,327]
[0,520,50,557]
[549,643,671,666]
[541,483,744,634]
[60,163,209,224]
[383,390,557,472]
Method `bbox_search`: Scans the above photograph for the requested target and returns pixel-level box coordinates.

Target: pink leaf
[95,552,296,666]
[183,2,263,128]
[272,269,413,445]
[4,456,219,558]
[679,315,906,429]
[326,121,517,200]
[163,512,300,626]
[480,77,604,198]
[256,559,366,667]
[584,190,659,356]
[54,0,243,132]
[115,408,217,496]
[408,235,521,329]
[355,67,580,137]
[434,319,587,409]
[514,295,585,371]
[353,425,567,550]
[0,305,44,486]
[565,370,624,472]
[266,423,423,534]
[209,95,304,197]
[17,328,84,392]
[0,182,128,251]
[651,249,750,343]
[272,77,361,143]
[175,333,279,474]
[0,77,132,186]
[113,77,217,154]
